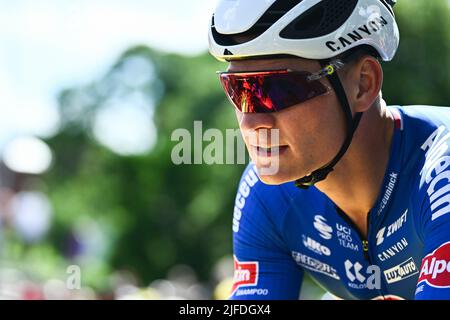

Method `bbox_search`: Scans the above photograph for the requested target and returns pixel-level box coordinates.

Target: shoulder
[391,105,450,179]
[397,107,450,299]
[232,163,301,234]
[398,106,450,192]
[395,106,450,233]
[394,105,450,136]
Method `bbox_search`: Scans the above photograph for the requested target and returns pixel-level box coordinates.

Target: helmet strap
[295,59,363,189]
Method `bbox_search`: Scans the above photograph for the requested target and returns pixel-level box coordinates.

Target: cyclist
[208,0,450,299]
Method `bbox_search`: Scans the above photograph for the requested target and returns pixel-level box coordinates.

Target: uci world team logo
[313,215,333,240]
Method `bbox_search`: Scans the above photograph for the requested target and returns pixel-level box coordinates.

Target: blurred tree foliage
[44,47,242,290]
[42,0,450,292]
[383,0,450,106]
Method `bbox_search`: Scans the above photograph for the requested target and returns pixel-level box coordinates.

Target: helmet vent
[280,0,358,39]
[380,0,395,15]
[212,0,303,46]
[256,0,304,29]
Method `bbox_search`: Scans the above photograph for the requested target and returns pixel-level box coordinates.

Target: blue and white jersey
[230,105,450,300]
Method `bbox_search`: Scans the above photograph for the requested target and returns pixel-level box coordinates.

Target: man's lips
[251,145,289,157]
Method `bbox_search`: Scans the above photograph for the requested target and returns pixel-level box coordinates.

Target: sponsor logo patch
[232,166,259,233]
[420,126,450,221]
[384,257,419,284]
[302,235,331,256]
[376,209,408,246]
[313,215,333,240]
[292,251,340,280]
[336,224,359,251]
[372,295,404,300]
[230,256,259,295]
[344,260,366,289]
[377,237,409,262]
[376,172,399,216]
[418,242,450,288]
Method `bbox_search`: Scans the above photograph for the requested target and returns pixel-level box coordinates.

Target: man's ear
[342,56,383,113]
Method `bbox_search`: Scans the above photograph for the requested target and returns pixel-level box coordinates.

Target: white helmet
[209,0,399,62]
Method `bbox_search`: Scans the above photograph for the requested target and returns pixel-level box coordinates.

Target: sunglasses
[218,60,344,113]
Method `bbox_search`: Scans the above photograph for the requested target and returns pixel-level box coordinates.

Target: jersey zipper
[362,240,369,261]
[335,206,371,262]
[335,207,387,298]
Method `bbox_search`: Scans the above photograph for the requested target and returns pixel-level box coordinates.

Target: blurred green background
[0,0,449,300]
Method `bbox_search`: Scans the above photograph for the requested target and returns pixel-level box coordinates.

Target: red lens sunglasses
[218,60,344,113]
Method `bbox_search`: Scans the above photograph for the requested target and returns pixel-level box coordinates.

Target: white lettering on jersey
[302,235,331,256]
[420,126,450,221]
[384,257,419,284]
[376,210,408,246]
[313,215,333,240]
[336,224,359,251]
[233,166,259,233]
[377,172,399,216]
[292,251,340,280]
[378,238,409,262]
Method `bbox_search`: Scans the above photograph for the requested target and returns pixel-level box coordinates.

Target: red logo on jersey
[230,256,259,295]
[418,242,450,288]
[372,295,404,300]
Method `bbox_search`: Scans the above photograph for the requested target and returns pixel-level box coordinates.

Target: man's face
[228,57,348,185]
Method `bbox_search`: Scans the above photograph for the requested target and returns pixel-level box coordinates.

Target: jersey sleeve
[229,164,304,300]
[415,125,450,299]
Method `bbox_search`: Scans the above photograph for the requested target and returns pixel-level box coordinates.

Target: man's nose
[238,112,276,133]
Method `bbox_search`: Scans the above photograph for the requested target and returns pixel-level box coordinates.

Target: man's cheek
[235,110,243,123]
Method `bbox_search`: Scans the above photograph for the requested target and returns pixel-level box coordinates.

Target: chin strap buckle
[295,167,334,189]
